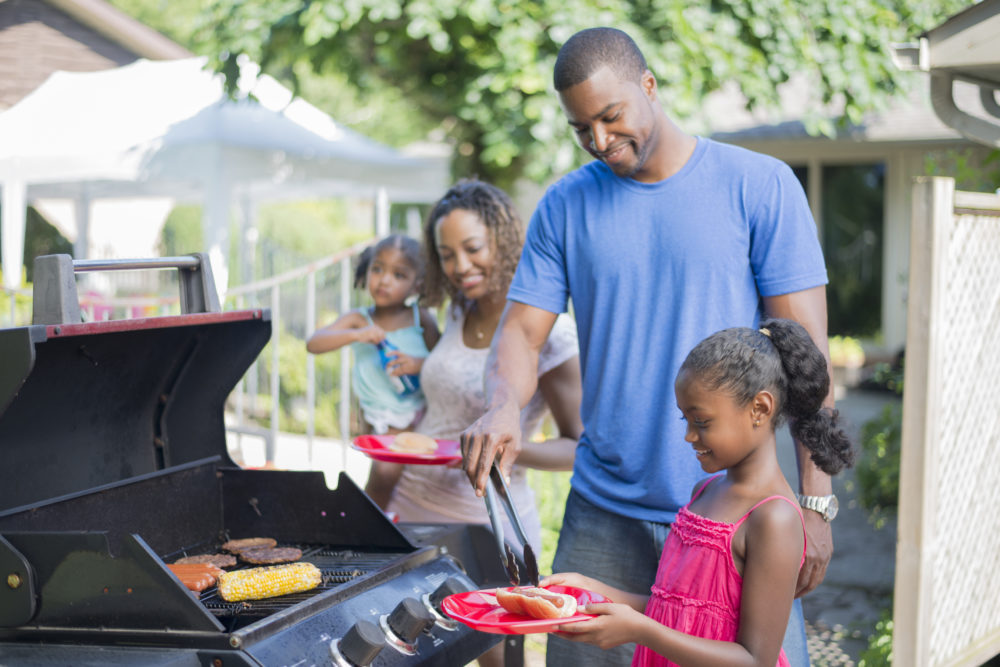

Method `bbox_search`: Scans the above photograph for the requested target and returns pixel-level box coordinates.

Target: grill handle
[31,253,221,325]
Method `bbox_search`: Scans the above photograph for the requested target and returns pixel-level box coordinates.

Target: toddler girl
[545,317,854,666]
[307,234,440,508]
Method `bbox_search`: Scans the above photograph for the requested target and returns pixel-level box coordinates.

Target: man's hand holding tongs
[460,399,522,497]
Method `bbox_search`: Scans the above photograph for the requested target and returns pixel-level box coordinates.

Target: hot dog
[495,587,578,619]
[167,563,223,592]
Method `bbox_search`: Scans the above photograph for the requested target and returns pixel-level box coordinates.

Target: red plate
[440,585,609,634]
[351,434,461,465]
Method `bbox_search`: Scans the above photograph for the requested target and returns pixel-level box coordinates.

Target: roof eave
[43,0,192,60]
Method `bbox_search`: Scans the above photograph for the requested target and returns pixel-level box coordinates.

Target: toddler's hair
[353,234,424,290]
[679,318,855,475]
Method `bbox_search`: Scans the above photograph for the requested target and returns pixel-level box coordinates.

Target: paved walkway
[230,385,901,666]
[778,387,900,665]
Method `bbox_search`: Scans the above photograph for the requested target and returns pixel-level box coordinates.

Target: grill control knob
[333,619,385,666]
[387,596,434,644]
[429,576,468,613]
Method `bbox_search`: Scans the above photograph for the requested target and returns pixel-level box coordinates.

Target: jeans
[546,489,810,667]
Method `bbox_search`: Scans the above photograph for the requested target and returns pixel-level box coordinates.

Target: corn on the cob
[217,562,322,602]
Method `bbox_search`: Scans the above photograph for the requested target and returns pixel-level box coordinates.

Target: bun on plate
[495,586,578,619]
[390,431,438,454]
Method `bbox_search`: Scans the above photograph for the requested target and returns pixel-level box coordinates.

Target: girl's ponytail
[353,245,376,289]
[761,318,855,475]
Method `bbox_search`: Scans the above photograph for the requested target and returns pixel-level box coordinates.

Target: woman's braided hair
[420,178,524,311]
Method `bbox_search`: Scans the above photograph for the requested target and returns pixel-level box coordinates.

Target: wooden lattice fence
[895,177,1000,666]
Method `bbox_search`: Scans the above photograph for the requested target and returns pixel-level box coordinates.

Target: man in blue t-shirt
[461,28,835,666]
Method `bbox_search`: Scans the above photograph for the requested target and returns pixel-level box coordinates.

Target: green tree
[197,0,970,189]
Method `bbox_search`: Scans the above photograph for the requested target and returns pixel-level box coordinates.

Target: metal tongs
[483,462,540,587]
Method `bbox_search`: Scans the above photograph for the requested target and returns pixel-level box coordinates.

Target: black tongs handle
[488,464,540,587]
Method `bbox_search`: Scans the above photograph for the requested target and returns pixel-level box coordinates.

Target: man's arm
[762,284,834,597]
[460,301,558,497]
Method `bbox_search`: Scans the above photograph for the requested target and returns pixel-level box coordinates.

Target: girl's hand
[385,351,422,376]
[541,572,601,592]
[356,325,386,345]
[554,602,646,650]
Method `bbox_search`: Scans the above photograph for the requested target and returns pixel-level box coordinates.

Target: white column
[72,190,91,259]
[1,179,27,289]
[203,174,232,298]
[374,186,390,238]
[406,206,422,239]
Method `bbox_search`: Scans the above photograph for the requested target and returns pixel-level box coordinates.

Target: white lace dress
[387,306,579,550]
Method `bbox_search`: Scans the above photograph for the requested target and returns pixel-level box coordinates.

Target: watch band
[796,493,838,521]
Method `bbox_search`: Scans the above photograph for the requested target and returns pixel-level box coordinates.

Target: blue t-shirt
[507,137,828,523]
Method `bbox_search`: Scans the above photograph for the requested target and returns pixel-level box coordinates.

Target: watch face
[824,495,839,521]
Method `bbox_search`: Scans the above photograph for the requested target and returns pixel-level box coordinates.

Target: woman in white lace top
[385,179,583,554]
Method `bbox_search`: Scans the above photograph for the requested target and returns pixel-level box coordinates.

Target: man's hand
[796,510,832,597]
[459,401,522,497]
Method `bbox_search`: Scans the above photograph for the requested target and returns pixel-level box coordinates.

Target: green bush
[855,361,904,530]
[251,324,346,438]
[856,403,902,530]
[527,469,572,576]
[858,609,893,667]
[828,335,865,367]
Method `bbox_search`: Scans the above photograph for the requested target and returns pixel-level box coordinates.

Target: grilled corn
[217,562,322,602]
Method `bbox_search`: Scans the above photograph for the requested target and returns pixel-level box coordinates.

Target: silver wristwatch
[796,494,839,522]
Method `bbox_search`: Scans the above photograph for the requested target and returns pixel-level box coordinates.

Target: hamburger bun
[390,431,438,454]
[495,586,578,619]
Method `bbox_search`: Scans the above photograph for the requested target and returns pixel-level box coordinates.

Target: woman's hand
[554,602,648,650]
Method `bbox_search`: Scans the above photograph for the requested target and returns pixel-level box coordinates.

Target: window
[791,164,885,337]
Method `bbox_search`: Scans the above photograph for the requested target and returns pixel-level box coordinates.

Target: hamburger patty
[222,537,277,553]
[174,553,238,568]
[239,547,303,565]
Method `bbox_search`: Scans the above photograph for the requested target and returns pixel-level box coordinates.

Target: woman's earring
[753,419,760,428]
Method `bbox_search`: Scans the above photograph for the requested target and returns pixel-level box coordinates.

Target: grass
[527,469,573,576]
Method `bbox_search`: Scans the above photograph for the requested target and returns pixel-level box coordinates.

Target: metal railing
[223,239,373,468]
[2,242,373,474]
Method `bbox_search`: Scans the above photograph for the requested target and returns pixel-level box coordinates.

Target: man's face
[558,66,661,181]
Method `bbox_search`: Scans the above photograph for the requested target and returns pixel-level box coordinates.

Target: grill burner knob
[334,619,385,666]
[387,596,434,644]
[428,576,468,613]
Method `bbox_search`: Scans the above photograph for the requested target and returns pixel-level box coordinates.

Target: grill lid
[0,254,270,513]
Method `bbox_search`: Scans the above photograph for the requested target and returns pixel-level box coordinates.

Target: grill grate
[190,546,404,626]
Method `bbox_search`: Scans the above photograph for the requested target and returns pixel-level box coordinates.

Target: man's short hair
[553,28,648,91]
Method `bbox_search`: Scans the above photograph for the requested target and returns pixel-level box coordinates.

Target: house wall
[725,138,977,358]
[0,0,138,110]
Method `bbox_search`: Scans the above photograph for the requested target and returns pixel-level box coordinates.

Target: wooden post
[893,176,953,665]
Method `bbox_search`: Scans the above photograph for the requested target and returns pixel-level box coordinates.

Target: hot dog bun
[495,587,578,619]
[391,431,438,454]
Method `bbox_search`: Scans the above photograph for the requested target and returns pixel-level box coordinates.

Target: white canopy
[0,57,449,290]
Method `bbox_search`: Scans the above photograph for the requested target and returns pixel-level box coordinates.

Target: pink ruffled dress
[632,477,806,667]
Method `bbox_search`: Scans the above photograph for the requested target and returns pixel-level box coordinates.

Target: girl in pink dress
[544,318,854,666]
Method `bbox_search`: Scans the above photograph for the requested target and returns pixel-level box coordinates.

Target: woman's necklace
[468,302,499,342]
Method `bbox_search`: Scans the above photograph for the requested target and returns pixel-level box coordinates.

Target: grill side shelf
[0,532,223,633]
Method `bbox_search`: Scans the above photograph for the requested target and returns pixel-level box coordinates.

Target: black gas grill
[0,255,512,666]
